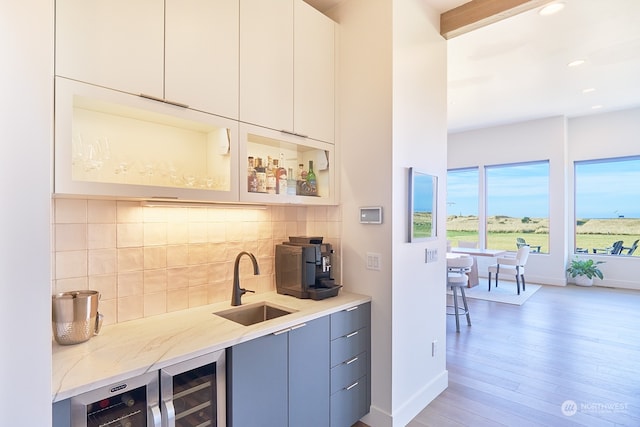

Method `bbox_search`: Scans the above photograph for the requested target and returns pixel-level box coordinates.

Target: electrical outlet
[366,252,381,271]
[432,340,438,357]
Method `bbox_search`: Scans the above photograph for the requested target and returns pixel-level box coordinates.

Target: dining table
[447,247,507,287]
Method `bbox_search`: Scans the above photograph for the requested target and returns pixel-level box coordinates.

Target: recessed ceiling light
[592,105,603,110]
[568,59,586,67]
[539,2,565,16]
[582,88,596,94]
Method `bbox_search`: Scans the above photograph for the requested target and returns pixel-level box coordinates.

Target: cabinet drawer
[331,327,368,367]
[330,375,368,427]
[330,303,370,340]
[330,352,367,395]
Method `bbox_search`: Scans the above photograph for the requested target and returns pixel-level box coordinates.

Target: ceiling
[306,0,640,133]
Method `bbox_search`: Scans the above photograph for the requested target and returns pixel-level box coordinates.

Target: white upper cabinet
[165,0,239,119]
[55,0,164,99]
[240,0,294,133]
[240,0,335,144]
[56,0,239,119]
[294,0,335,144]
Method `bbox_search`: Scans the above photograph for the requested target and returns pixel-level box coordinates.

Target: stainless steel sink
[213,302,296,326]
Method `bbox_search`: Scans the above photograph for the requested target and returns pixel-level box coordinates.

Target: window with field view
[575,157,640,256]
[447,168,479,247]
[485,161,549,253]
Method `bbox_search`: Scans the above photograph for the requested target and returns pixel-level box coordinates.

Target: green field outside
[447,216,640,256]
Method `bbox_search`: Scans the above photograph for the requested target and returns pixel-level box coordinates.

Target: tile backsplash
[53,198,341,325]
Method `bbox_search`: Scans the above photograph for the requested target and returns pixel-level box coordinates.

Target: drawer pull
[346,306,359,312]
[280,129,309,138]
[273,328,292,336]
[345,357,359,365]
[345,331,359,338]
[346,381,359,391]
[163,99,189,108]
[290,323,307,331]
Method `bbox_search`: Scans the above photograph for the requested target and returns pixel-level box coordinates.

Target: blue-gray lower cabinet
[330,303,371,427]
[227,316,330,427]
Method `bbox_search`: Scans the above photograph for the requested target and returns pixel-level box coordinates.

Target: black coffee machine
[275,236,341,300]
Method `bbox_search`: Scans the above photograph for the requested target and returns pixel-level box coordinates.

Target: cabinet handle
[164,99,189,108]
[139,93,165,103]
[149,404,162,427]
[290,323,307,331]
[345,331,359,338]
[346,306,359,312]
[139,93,189,109]
[280,129,309,139]
[273,327,292,336]
[345,381,359,391]
[345,356,359,365]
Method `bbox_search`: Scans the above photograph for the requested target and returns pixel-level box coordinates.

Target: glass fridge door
[70,370,160,427]
[160,350,226,427]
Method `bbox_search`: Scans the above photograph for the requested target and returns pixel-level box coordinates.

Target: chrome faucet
[232,251,259,306]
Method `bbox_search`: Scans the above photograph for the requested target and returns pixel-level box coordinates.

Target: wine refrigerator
[69,350,226,427]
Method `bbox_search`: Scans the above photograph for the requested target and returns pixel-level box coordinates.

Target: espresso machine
[275,236,341,300]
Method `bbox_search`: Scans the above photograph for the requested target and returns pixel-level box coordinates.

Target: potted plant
[566,258,605,286]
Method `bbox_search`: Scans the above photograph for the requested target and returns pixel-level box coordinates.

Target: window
[485,161,549,253]
[574,156,640,256]
[446,168,479,246]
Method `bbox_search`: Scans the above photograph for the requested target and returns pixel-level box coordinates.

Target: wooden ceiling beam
[441,0,553,39]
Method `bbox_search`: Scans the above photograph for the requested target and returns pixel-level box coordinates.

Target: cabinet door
[239,123,336,205]
[240,0,294,132]
[294,0,335,144]
[289,317,330,427]
[55,0,164,98]
[165,0,239,119]
[227,333,288,427]
[55,77,239,202]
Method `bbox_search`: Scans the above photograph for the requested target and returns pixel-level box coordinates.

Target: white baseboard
[361,369,448,427]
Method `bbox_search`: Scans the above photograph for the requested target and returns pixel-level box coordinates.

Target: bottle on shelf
[287,167,296,196]
[266,156,276,194]
[255,157,266,193]
[306,160,317,196]
[274,159,287,195]
[247,156,258,193]
[296,163,306,195]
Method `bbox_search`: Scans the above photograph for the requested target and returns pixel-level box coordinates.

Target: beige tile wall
[53,198,342,325]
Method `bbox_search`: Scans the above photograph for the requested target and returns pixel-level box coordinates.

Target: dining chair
[487,245,530,295]
[447,255,474,332]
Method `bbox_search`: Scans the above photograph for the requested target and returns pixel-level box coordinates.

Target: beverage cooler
[67,350,225,427]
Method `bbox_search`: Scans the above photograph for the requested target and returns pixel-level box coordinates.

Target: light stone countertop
[52,291,371,402]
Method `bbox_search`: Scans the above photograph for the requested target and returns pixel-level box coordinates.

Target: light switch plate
[366,252,381,270]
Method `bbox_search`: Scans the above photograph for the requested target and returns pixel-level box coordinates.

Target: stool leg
[488,272,492,291]
[516,274,520,295]
[460,286,471,326]
[452,286,460,332]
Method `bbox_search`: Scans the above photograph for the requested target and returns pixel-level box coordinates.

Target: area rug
[449,280,542,305]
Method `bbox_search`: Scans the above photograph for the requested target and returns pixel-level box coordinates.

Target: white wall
[0,1,53,425]
[449,109,640,290]
[330,0,448,425]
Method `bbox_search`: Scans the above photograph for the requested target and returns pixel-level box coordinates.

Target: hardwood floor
[410,284,640,427]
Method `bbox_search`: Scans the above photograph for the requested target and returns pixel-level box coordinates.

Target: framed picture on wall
[408,167,437,242]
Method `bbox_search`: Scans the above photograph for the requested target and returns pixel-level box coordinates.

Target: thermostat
[360,207,382,224]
